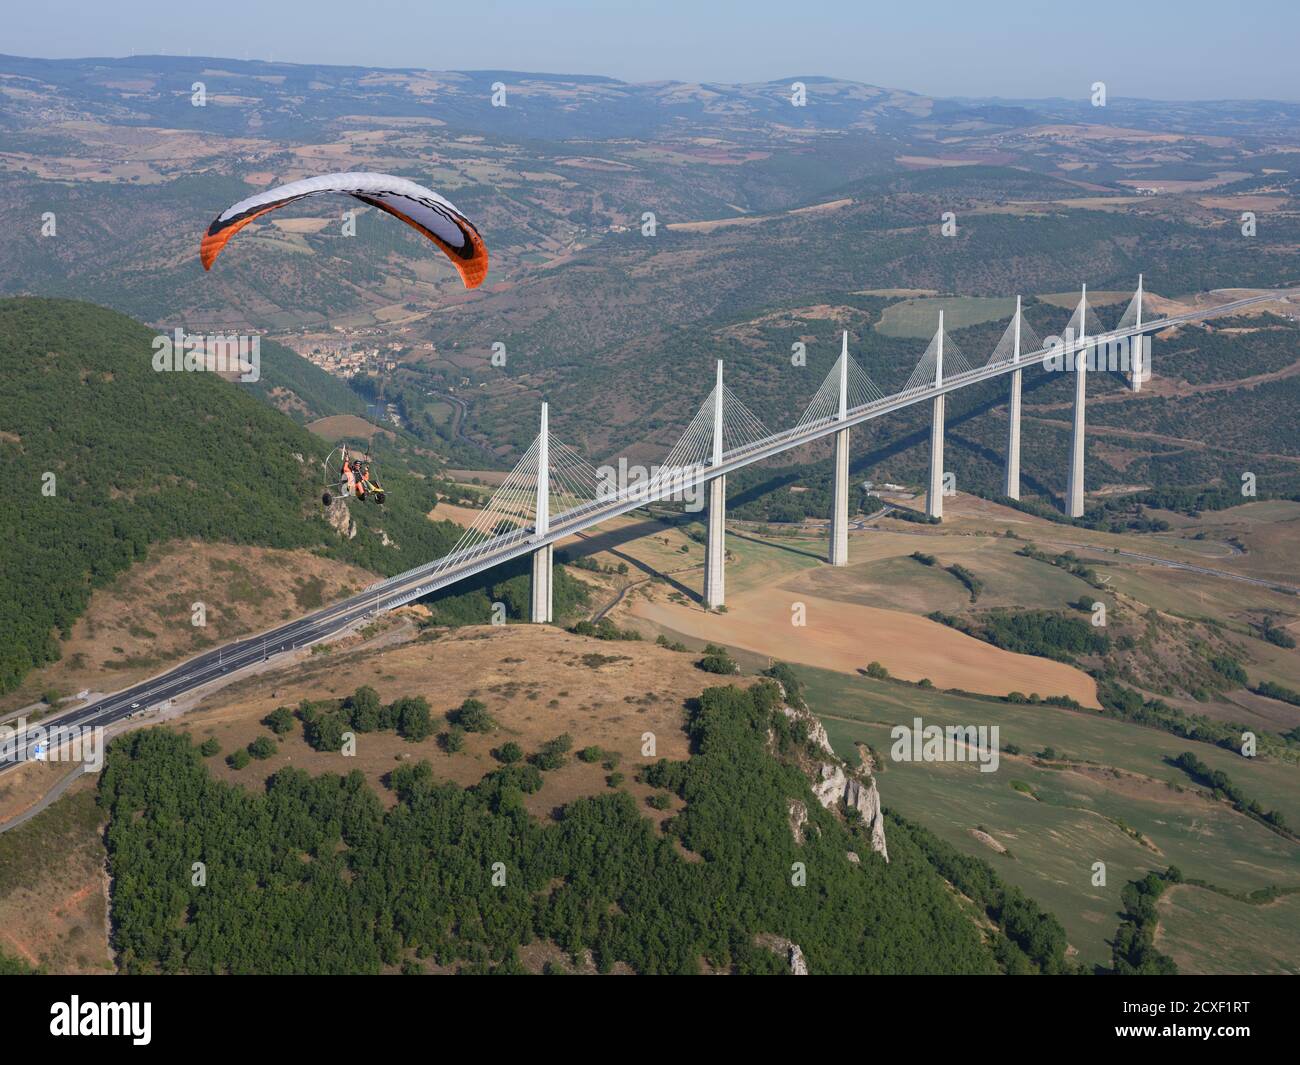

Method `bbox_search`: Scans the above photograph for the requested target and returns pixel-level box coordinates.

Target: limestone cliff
[326,497,356,540]
[775,693,888,862]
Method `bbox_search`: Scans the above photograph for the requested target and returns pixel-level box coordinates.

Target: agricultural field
[875,295,1017,339]
[799,664,1300,972]
[1155,885,1300,975]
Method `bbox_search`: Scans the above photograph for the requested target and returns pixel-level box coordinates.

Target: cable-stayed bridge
[0,279,1287,772]
[377,278,1278,617]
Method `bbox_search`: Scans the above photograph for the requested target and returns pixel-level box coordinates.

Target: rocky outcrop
[787,798,808,844]
[756,933,809,975]
[326,497,356,540]
[844,774,889,863]
[775,695,888,863]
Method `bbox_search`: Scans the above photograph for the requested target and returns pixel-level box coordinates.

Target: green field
[716,527,827,596]
[793,536,1095,614]
[1155,885,1300,975]
[875,296,1018,339]
[795,664,1300,971]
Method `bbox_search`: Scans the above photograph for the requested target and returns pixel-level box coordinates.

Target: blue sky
[7,0,1298,102]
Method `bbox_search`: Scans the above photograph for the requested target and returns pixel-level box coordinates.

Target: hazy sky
[6,0,1297,102]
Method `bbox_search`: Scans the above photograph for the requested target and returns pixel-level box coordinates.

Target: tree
[494,742,523,765]
[698,644,737,675]
[248,736,277,760]
[451,698,495,733]
[199,737,221,758]
[393,696,433,742]
[346,686,383,732]
[263,707,295,736]
[532,734,572,771]
[227,748,250,770]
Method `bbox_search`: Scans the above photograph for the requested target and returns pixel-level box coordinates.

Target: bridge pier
[703,360,727,607]
[1065,287,1088,518]
[1129,273,1145,393]
[829,334,850,566]
[830,429,850,565]
[530,401,553,623]
[704,475,727,607]
[925,312,946,520]
[530,543,553,623]
[926,396,945,519]
[1004,295,1023,500]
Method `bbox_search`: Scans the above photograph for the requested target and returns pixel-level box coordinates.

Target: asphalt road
[0,574,398,772]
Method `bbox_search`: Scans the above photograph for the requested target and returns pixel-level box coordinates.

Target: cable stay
[795,343,885,431]
[903,320,974,393]
[985,307,1043,367]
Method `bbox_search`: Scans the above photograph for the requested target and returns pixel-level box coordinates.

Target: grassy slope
[797,664,1300,971]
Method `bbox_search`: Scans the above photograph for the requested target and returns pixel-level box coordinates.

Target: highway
[1,289,1288,774]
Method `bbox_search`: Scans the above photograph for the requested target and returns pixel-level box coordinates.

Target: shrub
[262,707,295,735]
[532,734,572,771]
[451,698,496,733]
[698,643,737,675]
[247,736,276,760]
[393,696,433,741]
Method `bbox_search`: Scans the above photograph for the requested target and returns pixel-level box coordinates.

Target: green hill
[242,337,369,424]
[0,297,462,693]
[99,679,1042,974]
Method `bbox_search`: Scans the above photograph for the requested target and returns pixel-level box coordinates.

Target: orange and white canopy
[200,172,488,288]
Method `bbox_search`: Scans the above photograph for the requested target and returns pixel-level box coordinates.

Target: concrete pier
[1066,288,1088,518]
[530,543,553,623]
[1004,295,1023,500]
[1130,273,1144,392]
[926,312,945,520]
[704,361,727,608]
[829,334,850,565]
[530,402,553,622]
[704,475,727,607]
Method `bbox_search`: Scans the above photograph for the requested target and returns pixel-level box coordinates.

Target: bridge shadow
[728,528,826,563]
[560,516,700,602]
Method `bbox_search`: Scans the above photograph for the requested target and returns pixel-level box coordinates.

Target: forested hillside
[99,680,1028,974]
[0,298,462,693]
[243,337,369,425]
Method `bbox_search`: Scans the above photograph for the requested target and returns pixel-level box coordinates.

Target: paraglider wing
[200,172,488,288]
